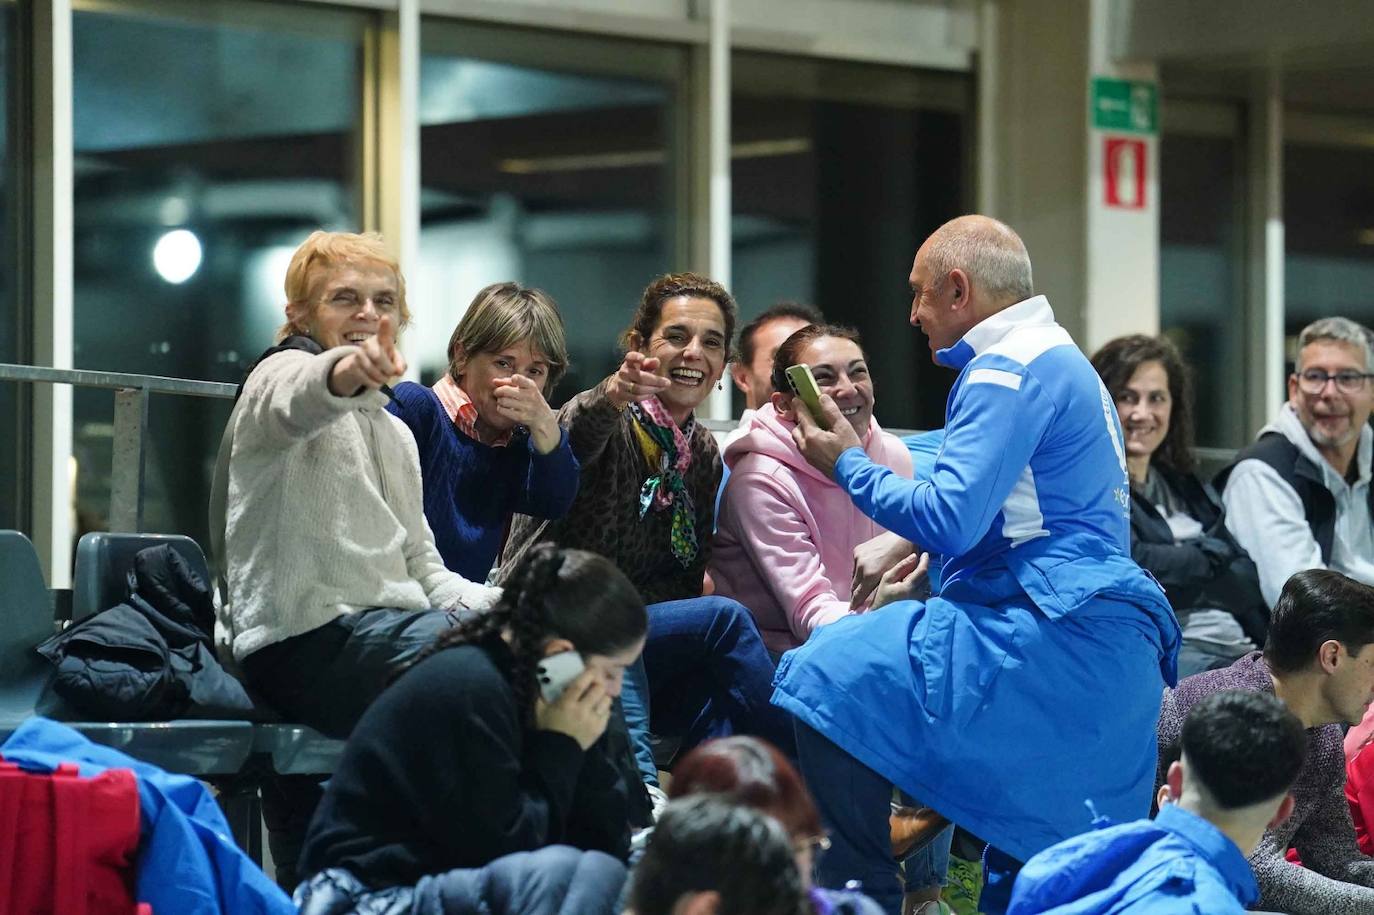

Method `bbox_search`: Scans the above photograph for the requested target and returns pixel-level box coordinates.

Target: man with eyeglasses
[1219,316,1374,607]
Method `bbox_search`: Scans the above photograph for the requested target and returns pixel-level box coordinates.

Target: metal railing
[1,362,1248,539]
[0,363,236,533]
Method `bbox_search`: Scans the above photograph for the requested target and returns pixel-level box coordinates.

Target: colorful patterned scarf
[628,397,698,568]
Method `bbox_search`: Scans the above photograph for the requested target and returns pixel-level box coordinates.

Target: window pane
[732,53,971,431]
[72,0,366,545]
[1284,140,1374,340]
[1159,114,1246,449]
[418,21,685,402]
[0,3,19,531]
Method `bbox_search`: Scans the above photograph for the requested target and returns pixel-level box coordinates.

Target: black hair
[1263,569,1374,674]
[405,544,646,723]
[738,301,825,369]
[627,795,807,915]
[1181,689,1306,809]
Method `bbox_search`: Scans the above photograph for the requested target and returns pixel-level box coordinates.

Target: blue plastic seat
[74,531,344,775]
[73,530,211,622]
[65,531,255,776]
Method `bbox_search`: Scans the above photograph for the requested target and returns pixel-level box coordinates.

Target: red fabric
[0,757,144,915]
[1348,742,1374,857]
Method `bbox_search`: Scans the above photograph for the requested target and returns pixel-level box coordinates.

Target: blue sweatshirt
[1008,804,1259,914]
[387,381,580,582]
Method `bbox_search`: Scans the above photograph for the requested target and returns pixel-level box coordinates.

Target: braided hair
[408,543,646,723]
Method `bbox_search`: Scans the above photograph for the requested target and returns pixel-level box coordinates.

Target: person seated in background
[625,796,807,915]
[295,544,644,915]
[711,322,915,653]
[1155,568,1374,914]
[1091,334,1267,677]
[499,273,794,787]
[666,736,887,914]
[387,281,578,582]
[1009,689,1304,914]
[222,230,501,741]
[725,301,824,439]
[1219,316,1374,607]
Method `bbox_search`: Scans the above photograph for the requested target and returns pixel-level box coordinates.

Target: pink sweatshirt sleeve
[726,471,851,640]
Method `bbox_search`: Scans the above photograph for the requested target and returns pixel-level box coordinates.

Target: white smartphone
[537,650,586,703]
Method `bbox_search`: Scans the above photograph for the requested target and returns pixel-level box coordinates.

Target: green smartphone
[785,363,831,430]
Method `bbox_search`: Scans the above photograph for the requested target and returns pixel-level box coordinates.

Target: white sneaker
[646,784,669,820]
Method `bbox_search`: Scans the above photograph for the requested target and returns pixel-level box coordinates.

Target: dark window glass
[732,53,971,431]
[1284,141,1374,339]
[419,22,686,403]
[72,0,365,545]
[0,3,19,530]
[1159,120,1247,449]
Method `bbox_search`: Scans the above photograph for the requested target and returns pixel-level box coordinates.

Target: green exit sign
[1092,77,1157,134]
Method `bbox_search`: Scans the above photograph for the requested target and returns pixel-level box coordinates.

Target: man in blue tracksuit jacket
[773,215,1181,915]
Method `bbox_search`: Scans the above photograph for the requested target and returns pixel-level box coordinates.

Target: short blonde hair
[447,282,569,390]
[276,230,410,342]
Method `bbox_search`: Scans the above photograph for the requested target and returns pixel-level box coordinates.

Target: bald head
[908,215,1035,356]
[921,215,1033,309]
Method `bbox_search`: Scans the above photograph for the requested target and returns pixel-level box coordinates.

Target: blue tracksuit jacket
[1007,804,1259,914]
[773,296,1181,862]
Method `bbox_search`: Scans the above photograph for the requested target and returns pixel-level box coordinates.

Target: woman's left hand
[852,531,916,611]
[867,551,930,612]
[494,374,562,454]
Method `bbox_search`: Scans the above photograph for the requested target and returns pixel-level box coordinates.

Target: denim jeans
[795,722,959,915]
[621,595,795,777]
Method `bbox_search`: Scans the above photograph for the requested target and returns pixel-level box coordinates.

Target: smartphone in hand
[537,650,586,703]
[785,363,831,430]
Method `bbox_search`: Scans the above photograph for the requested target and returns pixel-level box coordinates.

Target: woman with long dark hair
[1092,334,1267,676]
[295,544,648,914]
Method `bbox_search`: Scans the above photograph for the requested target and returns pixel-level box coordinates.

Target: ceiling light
[153,229,202,284]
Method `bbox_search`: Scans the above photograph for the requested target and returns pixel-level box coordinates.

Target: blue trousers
[621,596,795,782]
[795,720,995,915]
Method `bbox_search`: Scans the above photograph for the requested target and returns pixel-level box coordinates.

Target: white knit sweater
[223,347,501,660]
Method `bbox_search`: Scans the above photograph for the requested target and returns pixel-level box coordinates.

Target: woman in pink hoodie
[711,323,914,655]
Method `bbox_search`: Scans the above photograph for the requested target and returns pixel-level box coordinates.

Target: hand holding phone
[535,657,613,750]
[785,363,831,430]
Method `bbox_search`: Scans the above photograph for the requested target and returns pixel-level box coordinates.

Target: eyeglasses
[1296,369,1374,395]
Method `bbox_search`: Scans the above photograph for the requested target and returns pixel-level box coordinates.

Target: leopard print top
[499,377,720,606]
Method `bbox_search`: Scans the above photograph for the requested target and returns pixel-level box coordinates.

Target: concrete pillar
[979,0,1160,352]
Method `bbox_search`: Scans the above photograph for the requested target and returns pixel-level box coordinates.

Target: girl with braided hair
[294,544,647,914]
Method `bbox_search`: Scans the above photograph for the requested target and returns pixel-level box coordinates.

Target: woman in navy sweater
[388,282,579,581]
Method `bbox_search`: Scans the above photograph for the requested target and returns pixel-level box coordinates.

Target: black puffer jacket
[36,544,258,720]
[1131,464,1269,645]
